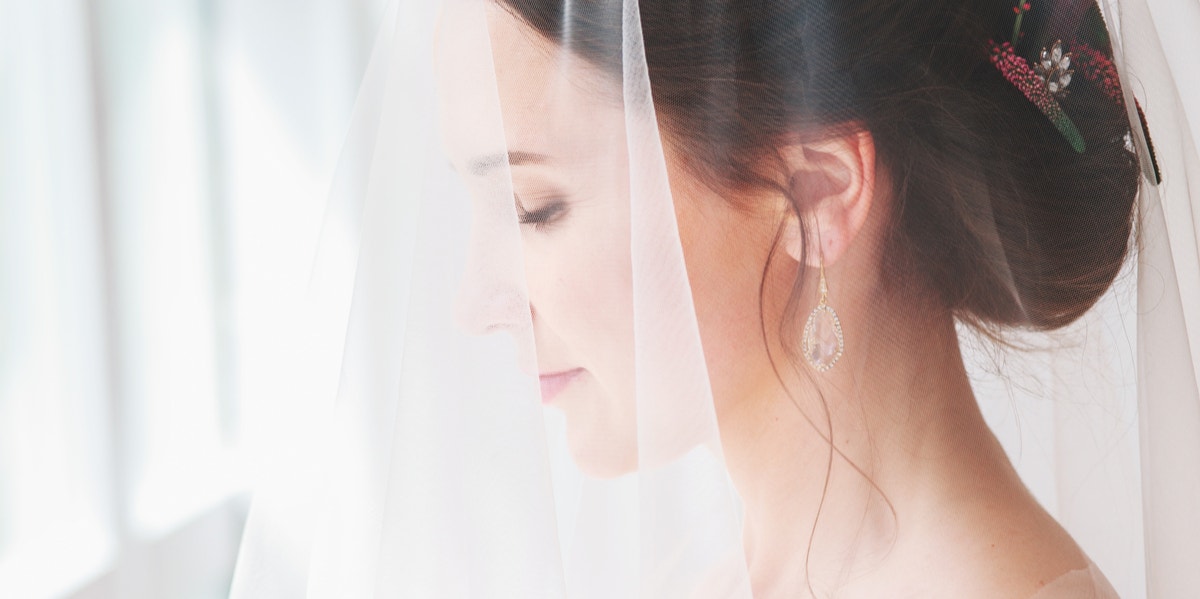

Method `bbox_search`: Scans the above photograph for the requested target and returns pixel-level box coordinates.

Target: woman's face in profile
[436,4,787,477]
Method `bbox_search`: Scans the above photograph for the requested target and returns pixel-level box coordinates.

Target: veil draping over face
[229,0,1199,597]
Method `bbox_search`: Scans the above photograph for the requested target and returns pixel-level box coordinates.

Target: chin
[567,434,639,478]
[561,405,639,479]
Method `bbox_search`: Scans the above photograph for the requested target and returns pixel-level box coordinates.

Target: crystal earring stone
[803,304,843,371]
[802,262,844,372]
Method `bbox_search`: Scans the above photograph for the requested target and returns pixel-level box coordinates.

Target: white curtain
[0,1,387,597]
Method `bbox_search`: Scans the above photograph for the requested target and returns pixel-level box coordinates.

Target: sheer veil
[229,0,1199,597]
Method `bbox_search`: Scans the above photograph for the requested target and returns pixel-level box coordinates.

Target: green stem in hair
[1011,11,1025,45]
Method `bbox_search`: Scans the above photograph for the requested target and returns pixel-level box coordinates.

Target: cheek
[523,210,639,477]
[674,194,784,407]
[573,241,634,380]
[523,214,634,379]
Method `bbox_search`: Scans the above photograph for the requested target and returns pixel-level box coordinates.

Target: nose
[453,270,528,336]
[453,217,539,376]
[452,186,530,328]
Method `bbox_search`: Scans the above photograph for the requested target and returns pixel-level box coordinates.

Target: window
[0,1,387,597]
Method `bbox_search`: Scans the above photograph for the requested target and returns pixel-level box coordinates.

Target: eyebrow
[468,150,549,176]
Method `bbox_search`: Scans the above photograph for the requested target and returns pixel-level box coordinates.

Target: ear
[779,130,876,268]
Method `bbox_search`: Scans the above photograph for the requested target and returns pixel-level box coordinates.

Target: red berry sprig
[1071,42,1123,106]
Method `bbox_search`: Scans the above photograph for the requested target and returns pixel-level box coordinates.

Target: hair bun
[937,0,1142,329]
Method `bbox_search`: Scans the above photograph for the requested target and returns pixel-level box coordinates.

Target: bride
[231,0,1197,597]
[442,0,1135,595]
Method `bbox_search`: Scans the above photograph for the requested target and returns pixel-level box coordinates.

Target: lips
[538,368,583,403]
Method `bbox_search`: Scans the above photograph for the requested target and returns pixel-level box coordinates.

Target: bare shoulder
[912,487,1093,599]
[945,510,1090,597]
[845,481,1096,599]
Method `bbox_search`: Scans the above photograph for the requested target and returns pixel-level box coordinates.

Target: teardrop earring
[801,251,844,372]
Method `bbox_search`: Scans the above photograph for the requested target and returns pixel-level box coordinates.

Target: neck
[717,306,1012,597]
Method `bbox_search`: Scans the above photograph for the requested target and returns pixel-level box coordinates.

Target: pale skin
[438,4,1094,597]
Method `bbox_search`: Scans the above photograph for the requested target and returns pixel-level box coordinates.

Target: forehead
[435,2,624,172]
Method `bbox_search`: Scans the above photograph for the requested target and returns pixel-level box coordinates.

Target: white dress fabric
[1031,565,1121,599]
[694,558,1120,598]
[227,0,1200,597]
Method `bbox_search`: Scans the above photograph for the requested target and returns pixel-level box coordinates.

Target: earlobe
[779,130,876,267]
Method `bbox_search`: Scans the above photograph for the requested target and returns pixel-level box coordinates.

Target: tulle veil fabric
[227,0,1199,597]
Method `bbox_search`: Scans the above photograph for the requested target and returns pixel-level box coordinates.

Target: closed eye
[517,200,567,231]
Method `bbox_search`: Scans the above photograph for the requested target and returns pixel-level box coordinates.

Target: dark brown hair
[497,0,1141,335]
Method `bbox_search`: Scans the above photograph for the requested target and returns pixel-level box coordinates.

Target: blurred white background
[1,1,387,597]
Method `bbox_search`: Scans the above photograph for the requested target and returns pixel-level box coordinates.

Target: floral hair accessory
[991,0,1161,179]
[989,39,1086,153]
[990,1,1088,153]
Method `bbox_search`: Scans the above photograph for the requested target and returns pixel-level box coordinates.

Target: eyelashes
[516,199,567,231]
